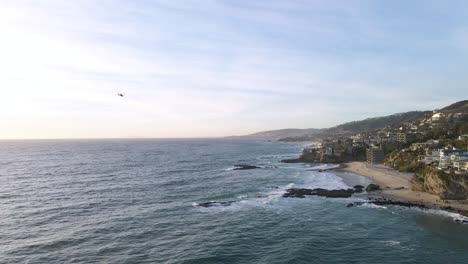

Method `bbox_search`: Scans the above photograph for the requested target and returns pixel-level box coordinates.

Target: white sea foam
[296,171,351,190]
[194,182,299,212]
[194,171,359,212]
[379,240,401,246]
[367,203,468,223]
[360,203,387,209]
[413,207,468,223]
[195,168,358,211]
[356,201,468,223]
[309,164,341,171]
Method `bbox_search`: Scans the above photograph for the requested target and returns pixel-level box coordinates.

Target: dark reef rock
[197,201,234,207]
[233,164,261,170]
[282,188,314,198]
[318,189,355,198]
[365,184,381,192]
[281,158,312,163]
[353,185,364,193]
[283,188,355,198]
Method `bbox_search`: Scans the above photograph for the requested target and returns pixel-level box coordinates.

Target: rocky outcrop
[196,201,234,207]
[281,146,364,164]
[353,185,364,193]
[282,188,355,198]
[281,153,342,164]
[365,184,381,192]
[281,185,379,199]
[281,151,319,163]
[412,169,468,200]
[233,164,261,170]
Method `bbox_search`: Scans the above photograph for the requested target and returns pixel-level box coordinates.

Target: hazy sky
[1,0,467,139]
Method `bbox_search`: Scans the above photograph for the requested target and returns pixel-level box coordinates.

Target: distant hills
[327,111,428,134]
[230,128,323,140]
[234,100,467,141]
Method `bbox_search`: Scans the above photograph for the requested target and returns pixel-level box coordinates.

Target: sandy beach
[340,162,468,216]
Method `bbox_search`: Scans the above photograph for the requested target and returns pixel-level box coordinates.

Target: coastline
[338,161,468,217]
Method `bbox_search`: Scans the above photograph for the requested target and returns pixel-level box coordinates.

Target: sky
[0,0,467,139]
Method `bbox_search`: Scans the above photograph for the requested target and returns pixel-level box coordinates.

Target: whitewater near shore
[340,162,468,216]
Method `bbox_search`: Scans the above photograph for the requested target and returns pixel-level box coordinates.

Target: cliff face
[282,150,344,163]
[298,151,360,163]
[281,147,364,164]
[412,169,468,200]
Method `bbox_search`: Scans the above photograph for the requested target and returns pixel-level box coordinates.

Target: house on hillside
[438,149,468,170]
[419,149,441,165]
[432,113,442,122]
[452,158,468,173]
[397,132,417,144]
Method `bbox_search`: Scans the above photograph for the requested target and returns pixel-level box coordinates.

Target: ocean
[1,139,467,263]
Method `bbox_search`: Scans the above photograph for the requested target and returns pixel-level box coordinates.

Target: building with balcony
[367,147,385,164]
[397,133,417,144]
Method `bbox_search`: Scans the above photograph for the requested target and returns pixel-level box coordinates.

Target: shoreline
[338,161,468,217]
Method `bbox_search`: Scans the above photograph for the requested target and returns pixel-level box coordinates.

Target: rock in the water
[366,184,381,192]
[353,185,364,193]
[233,164,260,170]
[197,201,234,207]
[282,188,314,198]
[281,158,309,163]
[317,188,354,198]
[283,188,355,198]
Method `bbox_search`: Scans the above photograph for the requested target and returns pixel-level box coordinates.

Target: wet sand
[339,162,468,216]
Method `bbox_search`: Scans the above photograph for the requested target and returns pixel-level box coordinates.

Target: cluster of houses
[351,131,421,146]
[311,133,467,174]
[364,140,468,174]
[310,109,467,174]
[416,141,468,174]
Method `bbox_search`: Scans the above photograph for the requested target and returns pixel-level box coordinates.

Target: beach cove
[339,162,468,217]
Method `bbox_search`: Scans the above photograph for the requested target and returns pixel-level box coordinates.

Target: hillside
[236,100,467,142]
[327,111,429,133]
[232,128,323,140]
[438,100,468,114]
[234,112,428,141]
[278,111,429,141]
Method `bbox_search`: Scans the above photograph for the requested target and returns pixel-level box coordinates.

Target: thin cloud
[0,1,466,138]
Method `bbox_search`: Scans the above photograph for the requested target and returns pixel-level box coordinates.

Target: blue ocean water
[0,139,467,264]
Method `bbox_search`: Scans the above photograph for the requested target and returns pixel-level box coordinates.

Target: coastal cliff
[412,168,468,200]
[282,146,365,164]
[282,150,343,163]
